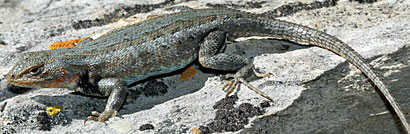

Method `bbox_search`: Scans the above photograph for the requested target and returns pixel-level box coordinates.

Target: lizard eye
[28,65,44,76]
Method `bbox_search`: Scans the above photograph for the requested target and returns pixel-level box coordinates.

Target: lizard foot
[253,69,273,78]
[84,109,119,124]
[222,74,273,102]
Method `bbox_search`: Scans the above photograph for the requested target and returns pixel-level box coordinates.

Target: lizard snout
[5,73,15,82]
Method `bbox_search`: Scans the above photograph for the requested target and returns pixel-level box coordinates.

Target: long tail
[233,17,410,132]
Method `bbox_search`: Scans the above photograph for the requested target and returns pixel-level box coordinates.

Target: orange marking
[41,71,80,88]
[181,65,197,81]
[314,24,321,29]
[192,128,201,134]
[147,14,161,19]
[44,70,79,88]
[49,37,90,49]
[67,72,80,85]
[44,70,68,88]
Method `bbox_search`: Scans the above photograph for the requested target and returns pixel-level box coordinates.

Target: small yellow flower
[46,104,62,116]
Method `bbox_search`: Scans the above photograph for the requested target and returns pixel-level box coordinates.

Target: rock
[0,0,409,133]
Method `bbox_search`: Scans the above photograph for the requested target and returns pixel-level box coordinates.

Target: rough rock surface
[0,0,409,133]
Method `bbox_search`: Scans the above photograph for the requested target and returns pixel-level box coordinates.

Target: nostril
[6,74,14,81]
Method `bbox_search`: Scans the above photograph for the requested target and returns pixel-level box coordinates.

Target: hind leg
[198,31,273,101]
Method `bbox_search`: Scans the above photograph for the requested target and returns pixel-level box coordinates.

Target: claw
[254,72,272,78]
[84,109,119,124]
[224,78,240,98]
[237,78,273,102]
[222,79,234,91]
[253,68,273,78]
[221,75,274,102]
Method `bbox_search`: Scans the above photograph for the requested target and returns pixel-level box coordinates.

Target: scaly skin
[6,9,409,131]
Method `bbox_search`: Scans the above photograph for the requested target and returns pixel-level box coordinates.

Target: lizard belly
[123,57,195,85]
[123,48,199,85]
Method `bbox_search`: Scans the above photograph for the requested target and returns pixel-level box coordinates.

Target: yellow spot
[314,24,321,29]
[46,104,62,116]
[49,37,90,49]
[192,128,201,134]
[181,65,197,81]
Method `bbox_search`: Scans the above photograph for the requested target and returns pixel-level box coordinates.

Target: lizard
[5,9,409,132]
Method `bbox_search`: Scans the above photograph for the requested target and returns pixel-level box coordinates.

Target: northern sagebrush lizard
[5,9,409,132]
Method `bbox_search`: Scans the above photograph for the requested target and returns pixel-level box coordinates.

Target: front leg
[86,78,127,123]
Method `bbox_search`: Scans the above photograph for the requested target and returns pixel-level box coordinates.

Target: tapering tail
[230,17,410,132]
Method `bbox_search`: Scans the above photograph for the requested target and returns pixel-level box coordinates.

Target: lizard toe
[222,74,273,102]
[84,109,119,124]
[222,77,240,97]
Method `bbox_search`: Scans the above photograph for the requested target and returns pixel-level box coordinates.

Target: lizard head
[6,51,81,88]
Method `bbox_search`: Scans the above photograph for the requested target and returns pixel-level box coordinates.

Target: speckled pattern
[199,95,267,133]
[4,8,409,132]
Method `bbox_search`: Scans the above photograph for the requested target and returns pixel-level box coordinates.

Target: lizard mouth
[5,73,13,83]
[5,73,25,86]
[6,76,48,88]
[5,71,81,88]
[6,71,42,87]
